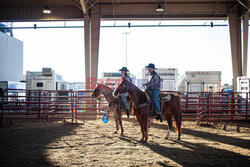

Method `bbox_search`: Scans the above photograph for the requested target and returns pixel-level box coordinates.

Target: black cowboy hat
[145,63,157,70]
[119,67,129,72]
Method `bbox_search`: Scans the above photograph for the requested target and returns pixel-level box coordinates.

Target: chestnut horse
[91,83,131,136]
[114,79,182,142]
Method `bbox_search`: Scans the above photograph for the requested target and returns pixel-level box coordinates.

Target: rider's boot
[125,109,130,118]
[156,114,162,123]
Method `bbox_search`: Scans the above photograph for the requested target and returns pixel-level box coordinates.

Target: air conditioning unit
[42,68,52,76]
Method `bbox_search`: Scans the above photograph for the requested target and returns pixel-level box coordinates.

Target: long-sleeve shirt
[125,75,132,82]
[145,71,161,90]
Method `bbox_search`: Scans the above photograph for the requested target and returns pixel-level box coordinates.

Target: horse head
[114,78,131,97]
[91,84,103,98]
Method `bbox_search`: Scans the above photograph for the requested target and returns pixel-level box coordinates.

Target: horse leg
[173,112,182,141]
[165,112,173,140]
[118,113,124,136]
[136,113,145,142]
[113,111,119,134]
[147,118,152,131]
[143,115,149,142]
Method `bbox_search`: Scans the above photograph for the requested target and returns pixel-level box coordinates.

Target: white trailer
[26,68,55,90]
[179,71,221,92]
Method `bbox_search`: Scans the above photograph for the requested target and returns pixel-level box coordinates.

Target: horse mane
[127,81,148,104]
[98,84,113,91]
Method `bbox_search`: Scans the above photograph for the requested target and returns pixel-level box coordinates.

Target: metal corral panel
[0,32,23,82]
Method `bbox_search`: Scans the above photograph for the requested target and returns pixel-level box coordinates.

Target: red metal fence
[1,89,249,125]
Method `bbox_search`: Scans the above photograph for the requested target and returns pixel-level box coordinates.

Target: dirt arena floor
[0,119,249,167]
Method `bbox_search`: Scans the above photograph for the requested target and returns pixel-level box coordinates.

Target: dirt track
[0,119,249,167]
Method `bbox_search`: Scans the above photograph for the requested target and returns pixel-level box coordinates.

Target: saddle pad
[162,94,171,101]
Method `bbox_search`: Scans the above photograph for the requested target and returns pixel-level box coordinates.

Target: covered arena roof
[0,0,249,21]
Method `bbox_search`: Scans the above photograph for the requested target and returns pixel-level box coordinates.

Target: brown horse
[114,79,182,142]
[91,83,131,136]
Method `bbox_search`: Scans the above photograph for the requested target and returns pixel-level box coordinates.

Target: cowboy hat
[119,67,129,72]
[145,63,157,70]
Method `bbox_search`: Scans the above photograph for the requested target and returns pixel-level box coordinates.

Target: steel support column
[84,8,100,90]
[84,14,91,90]
[242,14,249,76]
[90,13,101,85]
[228,13,243,91]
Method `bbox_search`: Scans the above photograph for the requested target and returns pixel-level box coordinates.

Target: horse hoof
[177,138,181,141]
[121,133,124,137]
[139,139,144,143]
[114,131,118,134]
[165,136,169,140]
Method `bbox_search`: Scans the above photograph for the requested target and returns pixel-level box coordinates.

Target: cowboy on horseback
[118,67,132,118]
[143,63,162,122]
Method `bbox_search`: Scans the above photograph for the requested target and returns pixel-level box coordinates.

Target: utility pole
[123,32,130,67]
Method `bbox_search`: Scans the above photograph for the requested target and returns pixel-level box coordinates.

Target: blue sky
[12,20,249,85]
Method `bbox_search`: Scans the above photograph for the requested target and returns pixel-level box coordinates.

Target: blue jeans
[121,92,129,110]
[152,89,161,115]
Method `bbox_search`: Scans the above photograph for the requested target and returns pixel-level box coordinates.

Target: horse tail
[174,94,182,133]
[175,94,181,100]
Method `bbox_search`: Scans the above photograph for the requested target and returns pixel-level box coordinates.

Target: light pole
[123,32,130,67]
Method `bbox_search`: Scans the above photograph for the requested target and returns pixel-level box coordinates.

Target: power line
[1,24,242,30]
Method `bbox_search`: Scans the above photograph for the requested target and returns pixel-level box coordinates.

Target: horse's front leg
[136,115,145,142]
[136,113,145,142]
[119,115,124,136]
[143,115,149,142]
[112,110,119,134]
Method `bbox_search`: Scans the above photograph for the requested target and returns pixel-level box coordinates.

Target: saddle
[109,96,132,117]
[145,90,172,117]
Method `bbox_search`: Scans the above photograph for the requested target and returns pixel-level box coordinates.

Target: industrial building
[26,68,63,90]
[142,68,178,91]
[178,71,221,92]
[0,30,23,82]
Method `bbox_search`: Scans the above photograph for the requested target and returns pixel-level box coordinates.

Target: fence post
[74,92,77,124]
[197,93,200,125]
[0,89,5,126]
[212,93,215,123]
[231,93,235,121]
[26,90,30,117]
[71,92,74,123]
[38,91,41,119]
[246,92,248,120]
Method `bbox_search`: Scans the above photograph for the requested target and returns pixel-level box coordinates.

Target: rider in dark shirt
[119,67,132,117]
[143,63,162,122]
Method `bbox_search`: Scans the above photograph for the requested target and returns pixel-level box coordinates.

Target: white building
[0,31,23,82]
[142,68,178,91]
[26,68,56,90]
[178,71,221,92]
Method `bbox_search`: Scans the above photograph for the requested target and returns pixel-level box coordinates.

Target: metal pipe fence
[1,89,249,125]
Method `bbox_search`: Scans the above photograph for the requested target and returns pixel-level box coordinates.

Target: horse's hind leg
[136,113,145,142]
[165,113,172,140]
[143,119,149,142]
[118,114,124,136]
[113,111,119,134]
[173,112,182,141]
